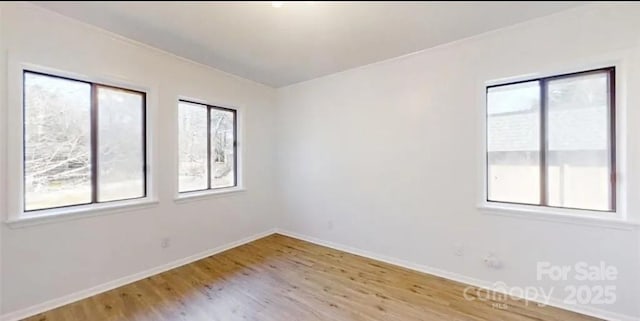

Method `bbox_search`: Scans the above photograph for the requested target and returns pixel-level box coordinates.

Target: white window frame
[5,60,158,228]
[174,96,245,203]
[476,56,639,230]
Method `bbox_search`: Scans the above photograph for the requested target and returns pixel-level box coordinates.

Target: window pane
[97,87,145,202]
[24,72,92,211]
[546,72,612,211]
[210,108,236,188]
[179,102,208,192]
[487,81,540,204]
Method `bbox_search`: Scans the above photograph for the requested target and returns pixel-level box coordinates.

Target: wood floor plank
[22,234,601,321]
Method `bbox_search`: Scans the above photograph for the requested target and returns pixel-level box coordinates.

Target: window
[178,100,237,193]
[23,71,146,212]
[486,67,615,212]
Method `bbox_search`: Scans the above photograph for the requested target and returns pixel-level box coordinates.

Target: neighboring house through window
[486,67,615,212]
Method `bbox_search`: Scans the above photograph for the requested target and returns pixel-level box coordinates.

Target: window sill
[174,186,245,204]
[5,198,159,229]
[477,203,640,230]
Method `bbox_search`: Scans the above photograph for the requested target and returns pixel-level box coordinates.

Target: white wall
[0,4,6,316]
[3,2,640,320]
[0,2,278,315]
[276,4,640,320]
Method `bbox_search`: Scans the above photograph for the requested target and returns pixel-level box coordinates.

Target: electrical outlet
[483,253,502,269]
[161,237,171,249]
[327,220,334,230]
[453,242,464,256]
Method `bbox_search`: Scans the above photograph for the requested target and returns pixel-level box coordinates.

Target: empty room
[1,1,639,321]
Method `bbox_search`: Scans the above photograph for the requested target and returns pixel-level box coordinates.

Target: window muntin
[23,71,147,212]
[486,68,615,212]
[178,100,237,193]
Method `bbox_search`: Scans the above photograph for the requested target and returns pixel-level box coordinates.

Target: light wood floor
[25,234,600,321]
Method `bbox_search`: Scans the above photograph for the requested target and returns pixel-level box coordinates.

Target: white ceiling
[34,1,581,87]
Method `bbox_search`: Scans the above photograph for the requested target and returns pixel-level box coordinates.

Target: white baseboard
[0,228,277,321]
[275,229,638,321]
[3,228,636,321]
